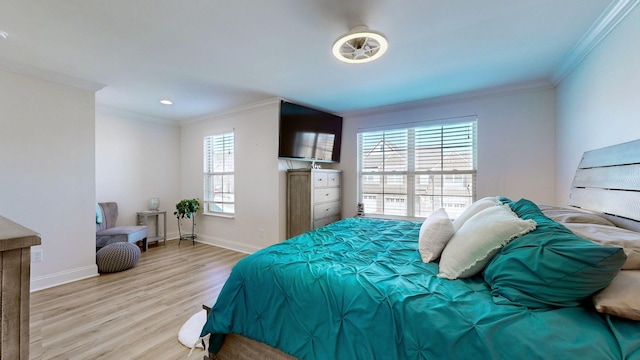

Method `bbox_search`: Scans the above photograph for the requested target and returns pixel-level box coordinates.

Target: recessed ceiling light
[0,30,8,40]
[332,25,388,64]
[160,99,173,105]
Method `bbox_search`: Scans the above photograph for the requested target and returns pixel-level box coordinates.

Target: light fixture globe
[332,25,388,64]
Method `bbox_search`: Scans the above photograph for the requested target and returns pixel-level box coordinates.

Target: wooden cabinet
[287,169,342,238]
[0,216,41,360]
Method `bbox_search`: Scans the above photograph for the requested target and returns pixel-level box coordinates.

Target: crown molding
[340,79,553,118]
[178,97,281,126]
[551,0,640,85]
[0,59,105,92]
[95,105,180,126]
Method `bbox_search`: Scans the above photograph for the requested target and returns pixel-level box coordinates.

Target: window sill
[203,212,235,219]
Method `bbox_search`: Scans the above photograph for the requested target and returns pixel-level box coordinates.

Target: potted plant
[174,198,200,246]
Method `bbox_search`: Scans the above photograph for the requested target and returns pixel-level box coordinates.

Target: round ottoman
[96,242,141,273]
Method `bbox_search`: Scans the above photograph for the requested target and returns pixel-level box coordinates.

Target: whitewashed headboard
[568,138,640,232]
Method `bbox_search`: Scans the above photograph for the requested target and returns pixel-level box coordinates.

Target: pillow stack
[418,196,501,264]
[418,197,633,319]
[438,204,536,279]
[418,196,537,280]
[483,198,627,309]
[540,206,640,320]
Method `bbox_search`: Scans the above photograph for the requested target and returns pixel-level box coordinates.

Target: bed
[200,139,640,360]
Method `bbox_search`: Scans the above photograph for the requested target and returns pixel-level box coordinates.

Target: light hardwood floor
[30,240,246,360]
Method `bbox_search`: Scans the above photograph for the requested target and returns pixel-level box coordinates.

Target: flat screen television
[278,100,343,163]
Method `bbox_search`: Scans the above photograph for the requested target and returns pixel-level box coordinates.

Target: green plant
[174,198,200,219]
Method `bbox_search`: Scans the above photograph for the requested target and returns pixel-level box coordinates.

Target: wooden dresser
[0,216,41,360]
[287,169,342,238]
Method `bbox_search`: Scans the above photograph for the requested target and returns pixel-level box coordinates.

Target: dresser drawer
[313,201,340,220]
[314,187,340,203]
[326,172,340,187]
[313,172,329,188]
[314,215,340,229]
[313,171,340,188]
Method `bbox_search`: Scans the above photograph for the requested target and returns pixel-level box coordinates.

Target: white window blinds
[203,131,235,215]
[357,118,477,218]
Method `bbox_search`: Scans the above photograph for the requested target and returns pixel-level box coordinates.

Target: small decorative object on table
[174,198,200,246]
[148,197,160,211]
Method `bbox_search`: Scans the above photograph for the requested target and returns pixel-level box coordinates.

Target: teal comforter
[201,217,640,359]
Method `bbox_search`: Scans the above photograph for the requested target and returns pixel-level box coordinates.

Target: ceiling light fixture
[160,99,173,105]
[0,30,8,40]
[332,25,388,64]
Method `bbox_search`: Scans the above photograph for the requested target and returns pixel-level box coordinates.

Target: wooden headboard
[569,138,640,232]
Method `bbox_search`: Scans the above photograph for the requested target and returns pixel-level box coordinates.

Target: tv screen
[278,100,343,163]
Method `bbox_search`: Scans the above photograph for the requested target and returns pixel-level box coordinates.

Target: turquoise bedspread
[201,217,640,359]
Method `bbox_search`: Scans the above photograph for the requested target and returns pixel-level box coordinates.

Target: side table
[136,210,167,247]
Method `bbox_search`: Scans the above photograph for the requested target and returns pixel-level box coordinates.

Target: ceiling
[0,0,616,122]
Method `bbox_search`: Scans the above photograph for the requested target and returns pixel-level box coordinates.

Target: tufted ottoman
[96,242,141,273]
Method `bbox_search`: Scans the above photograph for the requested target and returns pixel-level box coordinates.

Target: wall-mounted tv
[278,100,343,163]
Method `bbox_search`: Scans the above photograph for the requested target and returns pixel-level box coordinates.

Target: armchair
[96,202,149,251]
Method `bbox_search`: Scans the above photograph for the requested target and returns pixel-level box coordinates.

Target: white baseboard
[192,234,263,254]
[31,264,99,292]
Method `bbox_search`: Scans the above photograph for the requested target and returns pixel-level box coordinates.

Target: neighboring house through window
[357,117,477,219]
[203,131,235,215]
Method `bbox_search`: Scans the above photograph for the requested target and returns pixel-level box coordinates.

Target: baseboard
[193,234,262,254]
[31,264,99,292]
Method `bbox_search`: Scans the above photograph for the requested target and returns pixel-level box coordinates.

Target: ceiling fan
[332,25,388,64]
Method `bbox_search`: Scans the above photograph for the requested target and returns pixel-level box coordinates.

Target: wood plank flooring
[30,241,246,360]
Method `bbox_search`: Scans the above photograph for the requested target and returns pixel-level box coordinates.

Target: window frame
[203,131,235,217]
[357,117,477,219]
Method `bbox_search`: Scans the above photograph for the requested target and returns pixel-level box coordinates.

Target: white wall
[95,112,181,238]
[0,69,98,291]
[180,100,284,253]
[555,7,640,204]
[339,87,557,217]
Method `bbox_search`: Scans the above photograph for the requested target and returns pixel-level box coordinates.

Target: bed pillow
[452,196,500,231]
[418,208,455,262]
[484,198,627,309]
[564,223,640,270]
[592,270,640,320]
[438,204,536,279]
[178,309,207,348]
[538,205,616,227]
[96,203,103,224]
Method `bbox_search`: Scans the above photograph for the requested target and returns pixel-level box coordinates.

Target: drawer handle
[325,193,330,197]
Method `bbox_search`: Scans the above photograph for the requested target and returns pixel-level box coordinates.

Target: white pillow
[438,204,536,279]
[452,196,500,231]
[418,208,455,262]
[178,310,207,349]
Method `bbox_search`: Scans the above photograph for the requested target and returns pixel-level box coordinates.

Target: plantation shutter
[358,118,476,218]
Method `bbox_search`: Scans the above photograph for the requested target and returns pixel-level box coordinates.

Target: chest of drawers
[287,169,342,238]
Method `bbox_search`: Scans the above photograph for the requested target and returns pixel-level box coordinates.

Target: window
[357,118,477,218]
[203,132,235,215]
